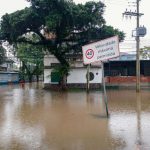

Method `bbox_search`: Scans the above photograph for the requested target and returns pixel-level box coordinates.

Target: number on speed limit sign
[85,49,94,59]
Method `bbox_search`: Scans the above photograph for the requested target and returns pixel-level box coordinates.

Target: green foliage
[53,64,70,79]
[140,46,150,60]
[0,0,125,84]
[16,43,44,81]
[0,45,6,64]
[0,0,124,51]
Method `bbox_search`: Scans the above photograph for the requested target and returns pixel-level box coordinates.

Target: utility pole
[123,0,146,92]
[136,0,140,92]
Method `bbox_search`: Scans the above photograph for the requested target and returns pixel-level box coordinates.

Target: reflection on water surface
[0,83,150,150]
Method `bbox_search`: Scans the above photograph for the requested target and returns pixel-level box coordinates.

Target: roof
[110,53,136,61]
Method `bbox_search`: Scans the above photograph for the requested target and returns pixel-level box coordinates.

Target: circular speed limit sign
[85,49,94,59]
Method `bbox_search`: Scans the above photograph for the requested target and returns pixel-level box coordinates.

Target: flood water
[0,83,150,150]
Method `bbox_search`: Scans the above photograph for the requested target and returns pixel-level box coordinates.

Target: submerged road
[0,83,150,150]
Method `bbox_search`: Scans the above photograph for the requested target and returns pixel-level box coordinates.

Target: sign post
[101,62,109,117]
[82,36,120,117]
[87,64,90,93]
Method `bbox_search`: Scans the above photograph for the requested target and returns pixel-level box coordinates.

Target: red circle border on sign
[85,49,94,59]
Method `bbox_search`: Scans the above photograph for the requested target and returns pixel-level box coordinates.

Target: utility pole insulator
[122,11,144,17]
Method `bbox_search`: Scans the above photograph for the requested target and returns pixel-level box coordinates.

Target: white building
[0,59,14,71]
[44,54,102,89]
[0,59,19,84]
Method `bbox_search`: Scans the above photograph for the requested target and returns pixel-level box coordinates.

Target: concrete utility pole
[136,0,140,92]
[123,0,145,92]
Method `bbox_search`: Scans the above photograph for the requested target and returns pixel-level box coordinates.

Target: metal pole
[87,64,90,93]
[102,62,109,117]
[136,0,140,92]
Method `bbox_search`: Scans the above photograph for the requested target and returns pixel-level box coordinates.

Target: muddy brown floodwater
[0,83,150,150]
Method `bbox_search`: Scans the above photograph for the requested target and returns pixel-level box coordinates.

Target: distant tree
[16,43,44,82]
[0,0,125,88]
[0,44,6,64]
[140,46,150,60]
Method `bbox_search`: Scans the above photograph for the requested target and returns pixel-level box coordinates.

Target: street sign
[82,36,120,64]
[85,49,94,59]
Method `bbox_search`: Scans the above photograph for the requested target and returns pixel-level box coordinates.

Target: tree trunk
[28,74,33,83]
[60,74,67,90]
[36,75,39,82]
[53,50,69,90]
[21,61,26,80]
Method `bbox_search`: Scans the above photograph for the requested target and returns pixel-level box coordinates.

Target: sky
[0,0,149,53]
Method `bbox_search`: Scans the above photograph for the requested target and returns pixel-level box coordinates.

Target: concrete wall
[67,68,102,84]
[44,55,102,88]
[106,76,150,83]
[44,55,59,66]
[44,67,102,84]
[44,69,51,84]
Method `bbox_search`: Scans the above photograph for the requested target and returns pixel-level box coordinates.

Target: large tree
[0,0,125,86]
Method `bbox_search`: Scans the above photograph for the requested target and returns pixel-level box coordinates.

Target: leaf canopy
[0,0,125,66]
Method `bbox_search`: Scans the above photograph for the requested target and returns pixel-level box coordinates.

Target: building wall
[106,76,150,83]
[44,55,59,66]
[44,69,51,84]
[44,67,102,84]
[44,54,102,88]
[67,68,102,84]
[0,72,19,84]
[0,62,14,71]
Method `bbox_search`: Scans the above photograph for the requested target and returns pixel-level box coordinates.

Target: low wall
[44,83,101,90]
[106,76,150,83]
[105,76,150,88]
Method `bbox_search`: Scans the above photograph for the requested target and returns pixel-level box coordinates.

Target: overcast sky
[0,0,149,52]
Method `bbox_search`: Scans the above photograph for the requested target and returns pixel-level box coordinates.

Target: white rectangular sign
[82,36,120,64]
